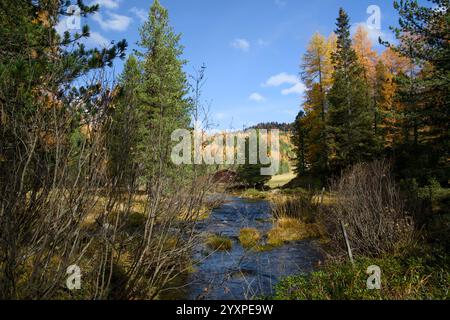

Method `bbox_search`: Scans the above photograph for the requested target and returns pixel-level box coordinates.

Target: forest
[0,0,448,301]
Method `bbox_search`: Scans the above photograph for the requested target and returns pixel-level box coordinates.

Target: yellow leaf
[30,49,38,59]
[35,10,51,28]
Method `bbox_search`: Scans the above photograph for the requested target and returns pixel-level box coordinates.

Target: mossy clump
[206,234,233,251]
[267,218,323,247]
[239,228,261,249]
[240,188,268,199]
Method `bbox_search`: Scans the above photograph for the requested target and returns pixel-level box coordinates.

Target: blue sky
[59,0,415,129]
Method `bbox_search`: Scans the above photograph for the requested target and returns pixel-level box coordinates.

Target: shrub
[322,160,415,258]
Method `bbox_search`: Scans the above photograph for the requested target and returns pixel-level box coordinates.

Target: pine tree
[388,0,450,184]
[327,8,379,173]
[236,134,271,189]
[0,0,127,299]
[135,0,191,179]
[292,111,308,176]
[107,55,142,187]
[0,0,127,195]
[392,35,432,182]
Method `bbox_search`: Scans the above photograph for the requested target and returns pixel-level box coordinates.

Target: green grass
[266,171,296,189]
[205,234,233,251]
[274,245,450,300]
[240,188,268,199]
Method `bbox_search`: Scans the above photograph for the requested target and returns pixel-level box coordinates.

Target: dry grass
[239,228,261,249]
[238,188,268,199]
[270,192,320,223]
[84,191,215,229]
[267,218,324,247]
[205,234,233,251]
[261,190,326,250]
[178,205,211,221]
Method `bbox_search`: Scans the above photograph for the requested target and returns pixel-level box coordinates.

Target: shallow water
[164,196,322,300]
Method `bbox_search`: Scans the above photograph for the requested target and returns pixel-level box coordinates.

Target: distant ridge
[246,122,293,132]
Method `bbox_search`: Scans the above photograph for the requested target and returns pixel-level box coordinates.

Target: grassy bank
[274,245,449,300]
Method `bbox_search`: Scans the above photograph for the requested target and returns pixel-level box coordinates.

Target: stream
[164,196,322,300]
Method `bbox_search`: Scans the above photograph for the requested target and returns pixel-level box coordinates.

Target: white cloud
[262,72,305,96]
[86,31,110,47]
[231,38,250,52]
[262,72,298,87]
[130,7,147,23]
[90,0,121,9]
[54,17,110,48]
[249,93,266,102]
[92,12,132,32]
[281,82,306,95]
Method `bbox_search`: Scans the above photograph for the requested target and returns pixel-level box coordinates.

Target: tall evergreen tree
[327,8,379,173]
[388,0,450,184]
[107,55,142,187]
[292,111,308,176]
[236,133,272,189]
[135,0,191,180]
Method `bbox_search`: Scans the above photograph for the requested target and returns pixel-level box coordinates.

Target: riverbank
[274,244,450,300]
[270,163,450,300]
[222,165,450,300]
